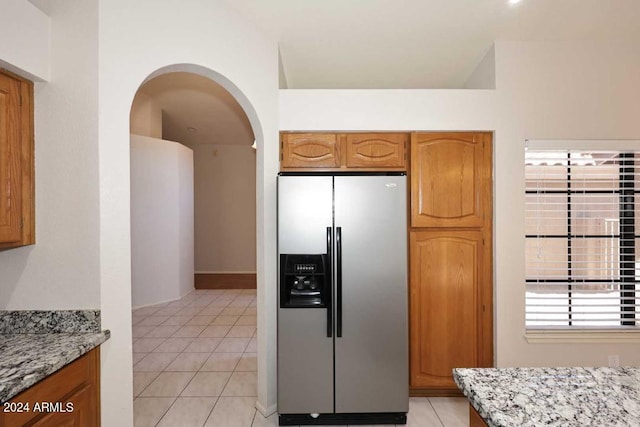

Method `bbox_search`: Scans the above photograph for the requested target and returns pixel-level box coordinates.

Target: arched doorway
[128,65,266,426]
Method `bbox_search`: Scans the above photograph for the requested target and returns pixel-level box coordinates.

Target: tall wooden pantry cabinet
[409,132,493,395]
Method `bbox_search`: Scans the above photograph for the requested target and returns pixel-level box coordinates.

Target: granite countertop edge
[453,368,498,427]
[453,366,640,427]
[0,330,110,404]
[0,310,111,403]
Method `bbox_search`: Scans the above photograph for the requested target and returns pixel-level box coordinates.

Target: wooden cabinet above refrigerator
[280,132,407,171]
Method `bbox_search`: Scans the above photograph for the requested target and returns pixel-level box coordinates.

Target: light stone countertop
[0,310,109,403]
[454,366,640,427]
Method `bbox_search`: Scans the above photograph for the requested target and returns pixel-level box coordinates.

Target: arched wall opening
[129,70,257,308]
[100,52,278,425]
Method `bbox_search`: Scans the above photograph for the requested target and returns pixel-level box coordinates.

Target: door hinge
[21,217,24,229]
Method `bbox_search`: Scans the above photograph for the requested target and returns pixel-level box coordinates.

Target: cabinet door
[0,72,23,243]
[31,384,96,427]
[410,230,482,390]
[345,133,406,169]
[0,348,99,427]
[411,132,490,228]
[281,133,340,169]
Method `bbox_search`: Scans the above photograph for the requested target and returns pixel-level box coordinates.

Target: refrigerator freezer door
[333,175,409,413]
[278,175,333,255]
[277,175,334,414]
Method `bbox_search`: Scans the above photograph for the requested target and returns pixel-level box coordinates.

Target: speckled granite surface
[454,367,640,427]
[0,310,101,334]
[0,332,109,403]
[0,310,109,403]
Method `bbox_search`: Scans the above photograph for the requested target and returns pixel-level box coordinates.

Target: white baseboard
[131,289,195,310]
[255,400,277,417]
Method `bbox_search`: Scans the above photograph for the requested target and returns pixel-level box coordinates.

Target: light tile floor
[132,289,468,427]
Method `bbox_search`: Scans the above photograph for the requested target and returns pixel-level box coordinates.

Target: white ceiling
[101,0,640,144]
[225,0,640,89]
[137,72,255,146]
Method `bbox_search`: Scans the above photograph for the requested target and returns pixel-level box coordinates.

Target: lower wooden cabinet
[0,348,100,427]
[409,230,492,393]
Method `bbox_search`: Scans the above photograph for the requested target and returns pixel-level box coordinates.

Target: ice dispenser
[280,254,329,308]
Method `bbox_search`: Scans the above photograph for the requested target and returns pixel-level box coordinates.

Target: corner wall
[191,144,257,273]
[130,135,194,308]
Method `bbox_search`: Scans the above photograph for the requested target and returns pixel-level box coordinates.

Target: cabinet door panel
[31,384,94,427]
[281,133,340,169]
[345,133,406,168]
[410,230,481,389]
[1,349,99,427]
[0,72,22,243]
[411,132,489,228]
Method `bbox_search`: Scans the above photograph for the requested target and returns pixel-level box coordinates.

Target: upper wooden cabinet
[345,133,406,168]
[280,132,406,171]
[411,132,491,228]
[281,133,341,169]
[0,70,34,250]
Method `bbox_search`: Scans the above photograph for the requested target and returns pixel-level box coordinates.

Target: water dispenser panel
[280,254,328,308]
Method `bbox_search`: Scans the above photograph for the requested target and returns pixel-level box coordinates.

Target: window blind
[525,141,640,328]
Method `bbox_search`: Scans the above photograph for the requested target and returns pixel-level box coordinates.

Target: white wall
[279,40,640,370]
[0,0,100,310]
[130,135,194,308]
[191,144,257,273]
[493,41,640,367]
[0,0,49,81]
[98,0,279,424]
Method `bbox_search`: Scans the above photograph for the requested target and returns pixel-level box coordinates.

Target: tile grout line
[426,398,446,427]
[132,290,258,426]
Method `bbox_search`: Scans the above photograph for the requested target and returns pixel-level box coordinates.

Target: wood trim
[480,132,494,369]
[409,388,463,397]
[195,273,257,289]
[469,404,489,427]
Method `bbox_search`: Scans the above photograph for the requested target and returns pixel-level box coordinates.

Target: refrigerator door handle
[326,226,333,338]
[336,226,343,338]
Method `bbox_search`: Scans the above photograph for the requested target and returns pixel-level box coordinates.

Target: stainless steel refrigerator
[277,173,408,425]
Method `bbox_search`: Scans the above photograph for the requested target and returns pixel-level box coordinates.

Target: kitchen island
[453,366,640,427]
